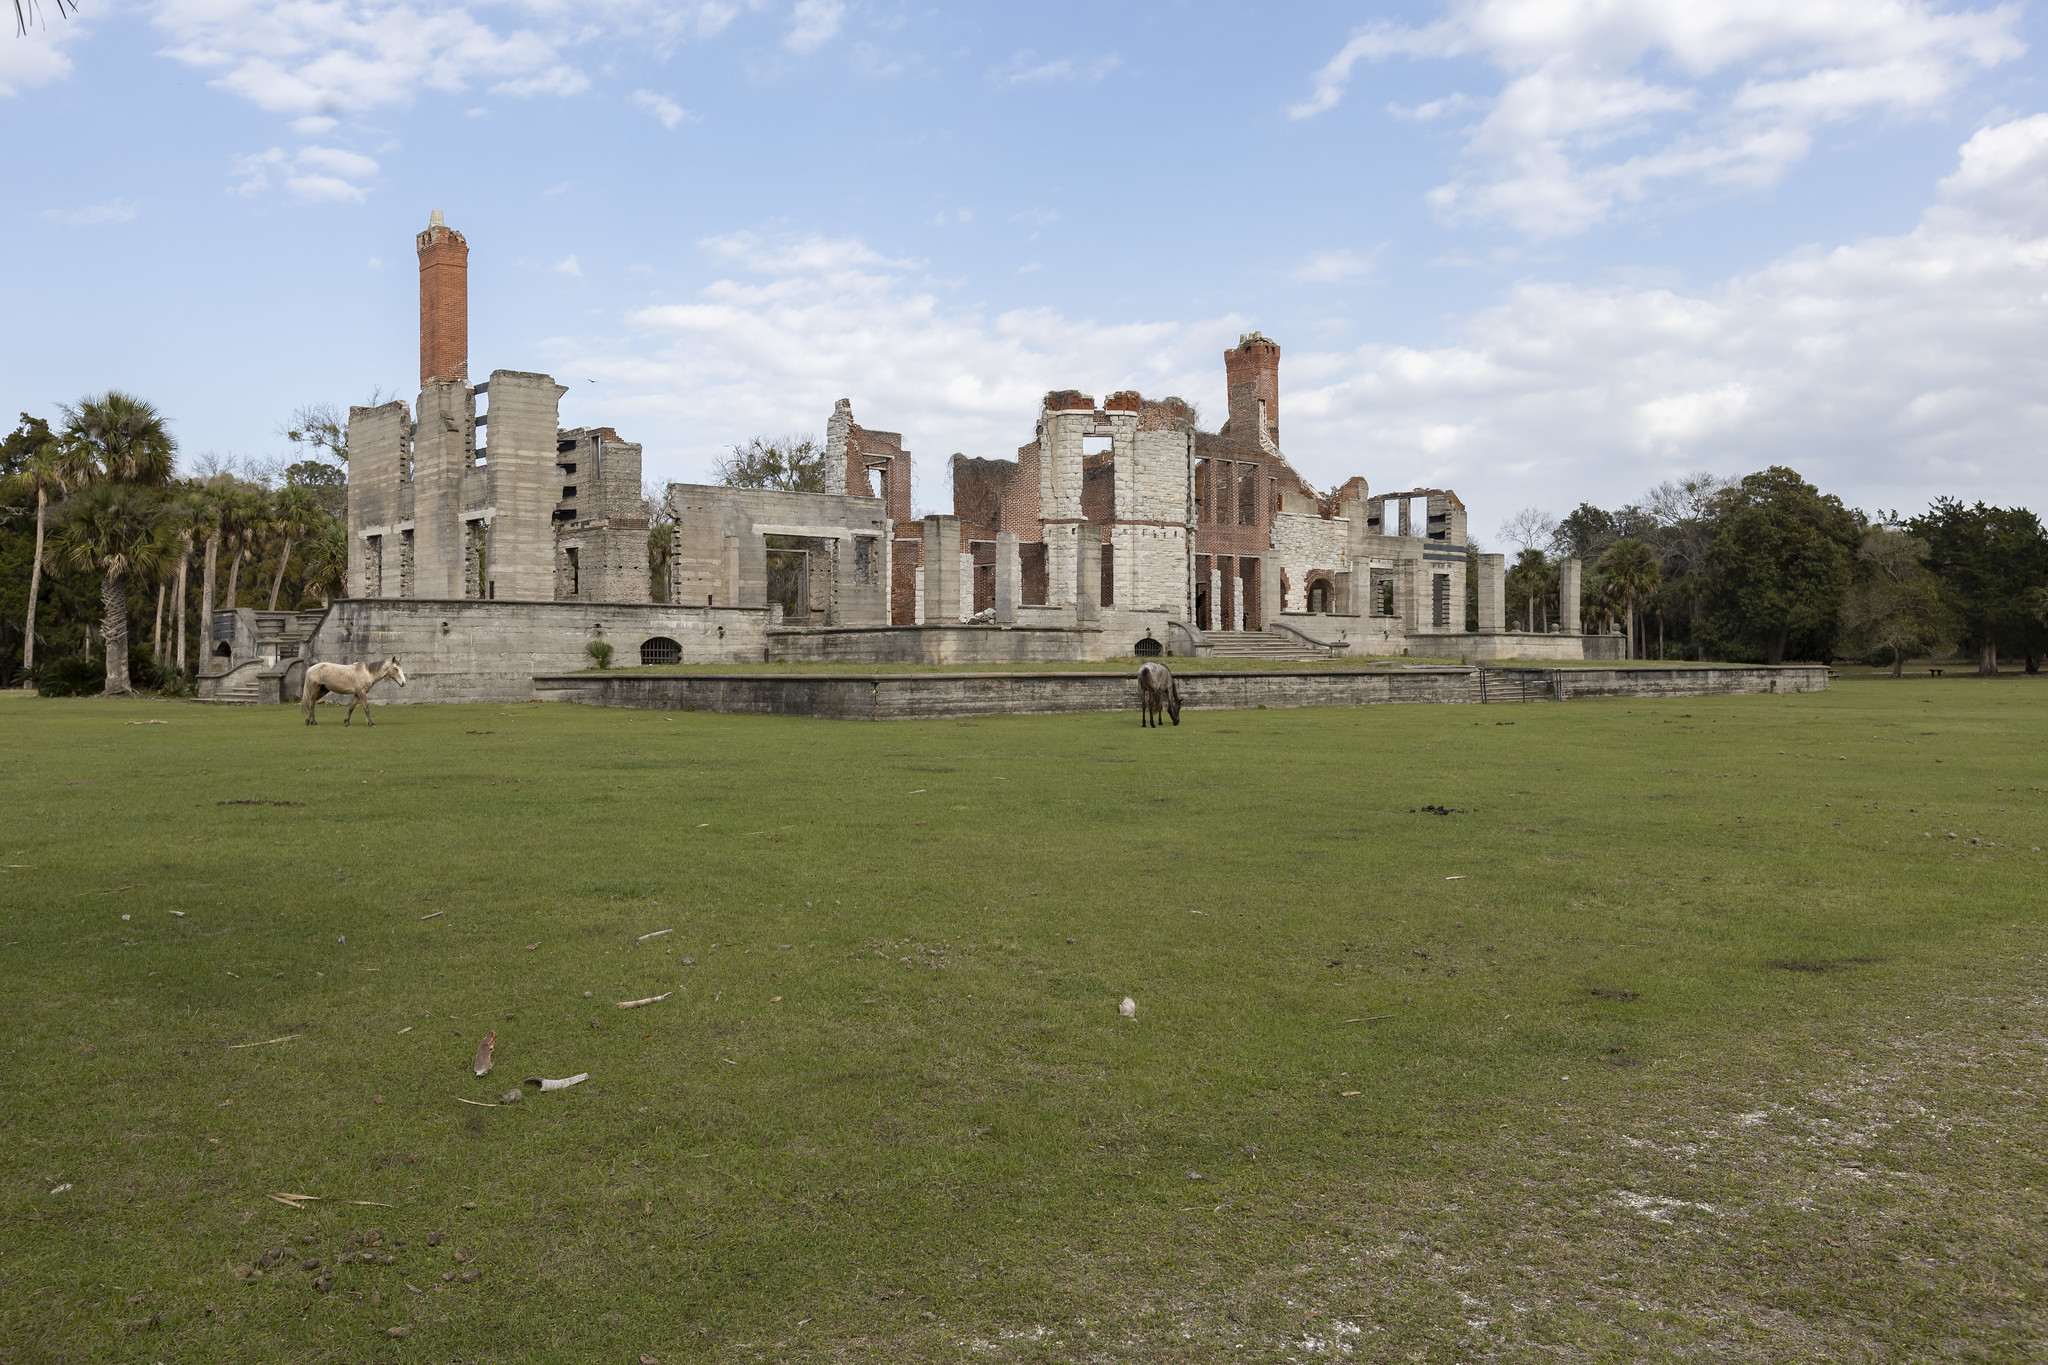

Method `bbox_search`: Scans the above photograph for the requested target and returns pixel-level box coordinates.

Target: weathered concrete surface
[534,663,1828,721]
[306,598,771,703]
[766,624,1101,665]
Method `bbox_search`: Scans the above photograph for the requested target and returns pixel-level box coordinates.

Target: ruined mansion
[196,213,1614,704]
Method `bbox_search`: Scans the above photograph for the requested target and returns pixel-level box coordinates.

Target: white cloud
[42,198,139,225]
[988,50,1120,87]
[630,88,693,128]
[1293,248,1380,283]
[149,0,738,122]
[539,230,1235,496]
[230,143,379,200]
[554,253,583,277]
[782,0,842,54]
[1290,0,2026,236]
[0,7,87,98]
[542,120,2048,523]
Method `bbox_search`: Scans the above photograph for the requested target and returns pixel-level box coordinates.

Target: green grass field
[4,676,2044,1362]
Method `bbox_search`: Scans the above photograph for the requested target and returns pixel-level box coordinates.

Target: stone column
[1208,563,1223,631]
[1332,571,1354,617]
[995,532,1020,623]
[1478,553,1506,633]
[1557,556,1583,633]
[1075,531,1101,624]
[922,515,962,624]
[722,533,739,608]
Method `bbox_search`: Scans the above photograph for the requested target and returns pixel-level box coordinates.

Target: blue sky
[9,0,2048,539]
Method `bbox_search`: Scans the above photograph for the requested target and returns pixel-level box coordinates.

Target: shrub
[585,640,614,670]
[37,657,104,698]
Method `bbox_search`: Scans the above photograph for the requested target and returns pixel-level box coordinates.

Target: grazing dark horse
[1137,661,1181,728]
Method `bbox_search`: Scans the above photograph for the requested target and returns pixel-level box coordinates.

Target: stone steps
[1201,630,1332,663]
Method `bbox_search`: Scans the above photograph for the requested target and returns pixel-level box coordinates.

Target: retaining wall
[533,663,1828,721]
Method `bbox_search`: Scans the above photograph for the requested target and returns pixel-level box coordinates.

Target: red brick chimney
[417,209,469,387]
[1223,332,1280,446]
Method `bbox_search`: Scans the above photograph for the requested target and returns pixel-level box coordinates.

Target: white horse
[302,658,406,727]
[1137,660,1182,728]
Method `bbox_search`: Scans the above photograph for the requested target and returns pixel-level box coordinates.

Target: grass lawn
[3,675,2044,1362]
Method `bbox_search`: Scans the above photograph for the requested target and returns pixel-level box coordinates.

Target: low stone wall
[306,598,773,704]
[768,624,1104,666]
[1465,632,1626,661]
[534,663,1826,721]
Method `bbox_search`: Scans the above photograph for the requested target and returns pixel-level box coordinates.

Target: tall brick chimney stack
[417,209,469,387]
[1223,331,1281,447]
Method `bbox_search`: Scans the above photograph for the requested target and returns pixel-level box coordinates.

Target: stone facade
[345,213,650,610]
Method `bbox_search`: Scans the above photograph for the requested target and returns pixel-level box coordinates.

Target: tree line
[1492,466,2048,674]
[0,395,349,695]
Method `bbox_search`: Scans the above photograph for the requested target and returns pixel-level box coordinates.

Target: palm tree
[52,484,173,696]
[298,522,348,607]
[1598,537,1662,661]
[158,489,208,675]
[219,487,269,610]
[263,486,325,609]
[61,391,177,487]
[3,439,90,673]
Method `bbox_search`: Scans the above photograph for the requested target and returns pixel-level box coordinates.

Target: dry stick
[228,1034,302,1049]
[1342,1016,1395,1024]
[82,883,142,896]
[419,911,445,921]
[616,992,672,1010]
[636,929,672,943]
[455,1098,500,1108]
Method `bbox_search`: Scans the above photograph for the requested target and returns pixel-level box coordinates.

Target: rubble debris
[1119,997,1136,1018]
[525,1073,589,1092]
[617,992,671,1010]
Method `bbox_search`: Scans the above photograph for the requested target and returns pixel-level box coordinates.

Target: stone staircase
[211,672,262,703]
[1200,628,1336,663]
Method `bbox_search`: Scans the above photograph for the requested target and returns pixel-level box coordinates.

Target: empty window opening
[1020,542,1049,606]
[1100,543,1115,608]
[1370,568,1397,618]
[1081,434,1113,456]
[641,636,682,666]
[1432,573,1452,628]
[1238,467,1259,525]
[971,540,996,615]
[565,547,580,596]
[558,462,578,475]
[1239,556,1260,631]
[561,485,577,499]
[854,536,874,585]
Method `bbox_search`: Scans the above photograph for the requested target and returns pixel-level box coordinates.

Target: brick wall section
[1221,333,1280,446]
[417,217,469,387]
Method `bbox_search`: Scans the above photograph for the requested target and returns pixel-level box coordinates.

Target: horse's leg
[343,689,357,727]
[302,683,318,725]
[361,688,375,727]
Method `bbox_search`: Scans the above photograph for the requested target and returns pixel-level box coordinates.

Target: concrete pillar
[1478,553,1506,633]
[1333,571,1354,617]
[959,551,973,621]
[922,515,961,624]
[1259,556,1281,628]
[1398,497,1413,537]
[722,533,739,607]
[1208,564,1223,631]
[995,532,1020,623]
[1075,532,1101,624]
[482,369,566,602]
[1558,556,1583,633]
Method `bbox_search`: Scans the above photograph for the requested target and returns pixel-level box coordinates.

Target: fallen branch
[83,883,142,896]
[616,992,671,1010]
[635,929,672,943]
[455,1098,500,1107]
[420,911,445,921]
[1342,1016,1394,1024]
[228,1034,302,1050]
